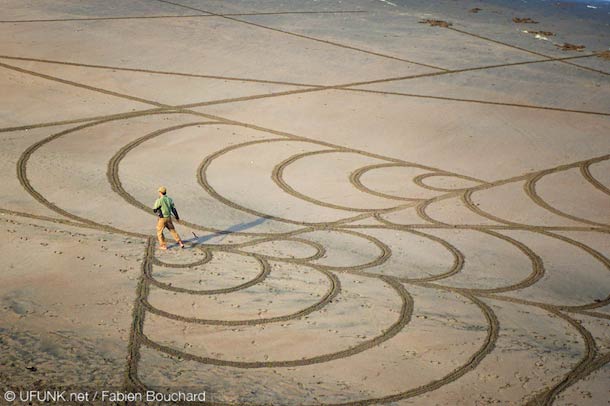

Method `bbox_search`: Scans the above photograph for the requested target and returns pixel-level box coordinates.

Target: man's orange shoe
[179,242,185,249]
[159,245,168,250]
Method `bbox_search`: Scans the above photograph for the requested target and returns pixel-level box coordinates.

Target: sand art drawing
[1,0,609,404]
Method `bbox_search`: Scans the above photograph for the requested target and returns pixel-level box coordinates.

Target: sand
[0,0,609,405]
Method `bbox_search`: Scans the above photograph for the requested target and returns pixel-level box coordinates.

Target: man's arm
[153,199,163,217]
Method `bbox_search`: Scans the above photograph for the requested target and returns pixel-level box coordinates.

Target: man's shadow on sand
[165,216,271,249]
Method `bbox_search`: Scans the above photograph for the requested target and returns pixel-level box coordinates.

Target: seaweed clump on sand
[595,50,610,60]
[419,19,452,28]
[513,17,539,24]
[527,31,554,36]
[556,43,585,51]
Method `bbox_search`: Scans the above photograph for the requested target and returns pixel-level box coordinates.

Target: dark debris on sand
[513,17,539,24]
[556,43,585,51]
[596,50,610,60]
[527,30,554,36]
[419,19,452,28]
[469,8,482,13]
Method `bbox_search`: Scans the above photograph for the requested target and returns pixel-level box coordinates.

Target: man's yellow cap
[158,186,167,194]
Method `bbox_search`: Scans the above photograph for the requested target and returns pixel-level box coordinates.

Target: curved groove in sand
[412,172,486,192]
[140,276,411,368]
[350,162,432,202]
[150,245,213,268]
[147,250,272,295]
[142,263,340,326]
[273,150,404,212]
[524,171,609,228]
[197,138,374,227]
[580,160,610,197]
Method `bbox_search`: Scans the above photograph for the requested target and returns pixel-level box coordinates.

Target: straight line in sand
[158,0,609,76]
[447,27,609,76]
[1,52,605,137]
[152,0,448,71]
[0,54,324,88]
[340,87,610,117]
[0,10,366,24]
[0,61,167,107]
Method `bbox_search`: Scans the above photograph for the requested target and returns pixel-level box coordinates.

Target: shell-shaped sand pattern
[13,108,609,405]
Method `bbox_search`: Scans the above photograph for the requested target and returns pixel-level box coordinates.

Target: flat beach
[0,0,609,404]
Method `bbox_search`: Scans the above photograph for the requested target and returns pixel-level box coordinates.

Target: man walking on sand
[153,186,184,250]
